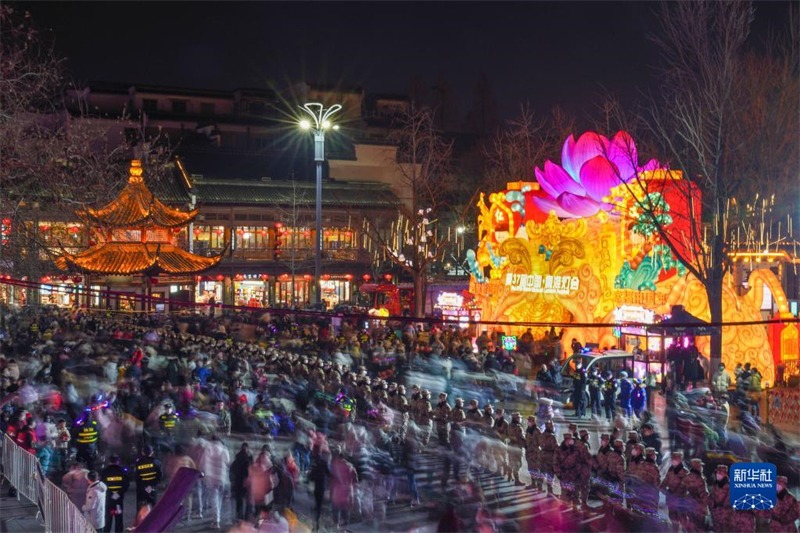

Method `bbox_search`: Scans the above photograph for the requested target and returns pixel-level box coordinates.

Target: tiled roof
[192,180,399,208]
[55,242,223,275]
[77,161,197,228]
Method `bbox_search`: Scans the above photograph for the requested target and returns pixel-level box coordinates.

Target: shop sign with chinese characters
[504,273,579,295]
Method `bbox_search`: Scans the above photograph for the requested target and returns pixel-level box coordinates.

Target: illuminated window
[235,226,269,250]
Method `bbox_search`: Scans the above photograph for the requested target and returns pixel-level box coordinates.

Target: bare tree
[273,178,314,306]
[0,6,131,281]
[620,0,798,374]
[364,106,454,317]
[484,104,575,192]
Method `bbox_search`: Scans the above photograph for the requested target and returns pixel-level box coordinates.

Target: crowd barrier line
[1,434,95,533]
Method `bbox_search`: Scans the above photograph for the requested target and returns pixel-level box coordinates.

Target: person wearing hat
[493,409,510,479]
[434,393,452,446]
[631,379,647,419]
[134,444,162,509]
[635,447,661,514]
[525,416,542,491]
[568,423,579,441]
[414,390,433,446]
[678,457,709,532]
[618,371,634,418]
[539,420,558,495]
[100,454,129,533]
[602,372,618,421]
[588,367,604,419]
[708,464,735,533]
[624,443,648,511]
[660,451,688,527]
[574,429,593,510]
[640,423,663,464]
[572,357,588,418]
[770,475,799,532]
[555,432,581,508]
[465,399,483,428]
[594,434,613,499]
[624,430,640,465]
[605,439,627,506]
[505,413,526,486]
[158,403,179,453]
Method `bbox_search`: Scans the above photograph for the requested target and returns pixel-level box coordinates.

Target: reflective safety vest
[135,457,162,484]
[159,413,177,431]
[101,464,130,493]
[76,421,99,444]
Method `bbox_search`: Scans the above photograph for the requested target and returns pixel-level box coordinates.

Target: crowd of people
[0,305,798,532]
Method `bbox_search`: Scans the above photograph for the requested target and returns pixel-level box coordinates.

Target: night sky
[20,1,794,123]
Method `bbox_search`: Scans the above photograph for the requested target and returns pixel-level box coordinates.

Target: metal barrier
[1,434,95,533]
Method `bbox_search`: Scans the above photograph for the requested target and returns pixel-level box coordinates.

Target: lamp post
[299,102,341,306]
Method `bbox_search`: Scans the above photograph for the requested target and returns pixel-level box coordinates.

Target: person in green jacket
[748,368,762,418]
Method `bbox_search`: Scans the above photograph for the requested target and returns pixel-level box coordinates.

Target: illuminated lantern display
[468,131,789,384]
[259,274,269,282]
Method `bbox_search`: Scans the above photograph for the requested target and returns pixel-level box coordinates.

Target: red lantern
[323,230,330,237]
[172,227,182,234]
[69,226,80,234]
[321,274,331,281]
[384,273,393,282]
[72,276,83,284]
[258,229,267,236]
[236,229,245,236]
[193,228,202,236]
[303,230,311,237]
[344,274,353,281]
[303,274,312,281]
[279,273,289,280]
[214,228,224,236]
[195,275,202,282]
[274,222,283,228]
[59,274,69,282]
[150,277,159,285]
[362,274,371,282]
[344,231,352,238]
[259,274,269,282]
[40,225,50,232]
[234,274,244,281]
[215,275,225,282]
[2,218,11,225]
[41,276,51,283]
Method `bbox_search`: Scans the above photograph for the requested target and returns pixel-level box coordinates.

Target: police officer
[434,393,452,445]
[588,367,603,418]
[525,415,541,491]
[602,371,617,421]
[101,454,129,533]
[572,359,588,418]
[135,444,163,508]
[158,403,178,453]
[75,410,99,471]
[678,458,708,533]
[506,412,526,486]
[660,451,688,529]
[539,420,558,495]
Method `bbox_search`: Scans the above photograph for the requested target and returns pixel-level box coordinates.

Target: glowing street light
[298,102,342,306]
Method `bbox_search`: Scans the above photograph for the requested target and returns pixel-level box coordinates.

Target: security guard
[75,410,99,471]
[158,403,179,452]
[135,444,163,508]
[101,454,130,533]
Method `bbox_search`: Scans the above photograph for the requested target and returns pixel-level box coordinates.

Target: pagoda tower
[55,159,223,311]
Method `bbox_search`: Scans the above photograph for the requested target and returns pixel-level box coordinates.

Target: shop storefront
[233,275,269,307]
[320,275,353,309]
[275,275,311,307]
[38,276,84,307]
[196,278,224,304]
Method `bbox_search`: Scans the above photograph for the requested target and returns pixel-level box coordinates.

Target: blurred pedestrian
[82,470,107,531]
[230,442,253,521]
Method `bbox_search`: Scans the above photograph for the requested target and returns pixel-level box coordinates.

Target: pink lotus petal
[557,192,602,218]
[638,158,663,172]
[531,195,575,219]
[536,161,586,199]
[561,132,608,182]
[579,155,625,202]
[607,131,638,180]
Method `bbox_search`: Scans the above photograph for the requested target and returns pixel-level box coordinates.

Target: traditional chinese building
[55,160,223,311]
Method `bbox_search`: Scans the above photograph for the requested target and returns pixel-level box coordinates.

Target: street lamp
[299,102,342,306]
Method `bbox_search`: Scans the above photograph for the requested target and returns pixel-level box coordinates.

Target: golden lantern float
[467,131,793,385]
